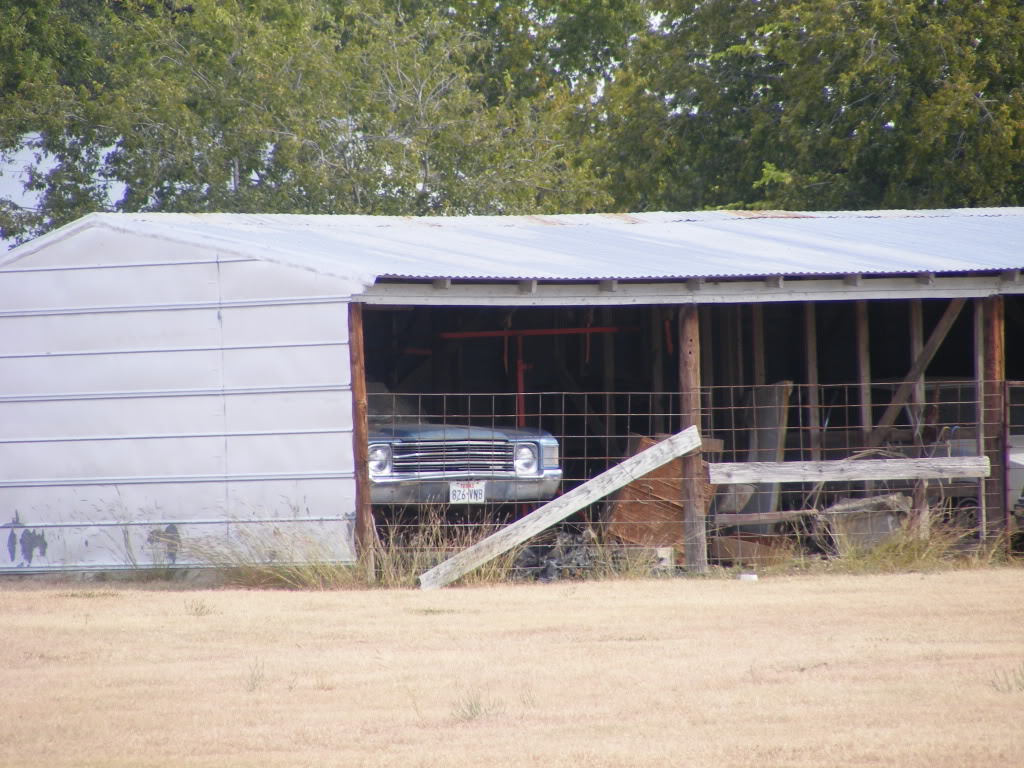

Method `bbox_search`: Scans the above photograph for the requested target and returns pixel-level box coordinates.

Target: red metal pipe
[439,326,632,339]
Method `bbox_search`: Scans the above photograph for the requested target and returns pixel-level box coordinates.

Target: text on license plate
[449,480,486,504]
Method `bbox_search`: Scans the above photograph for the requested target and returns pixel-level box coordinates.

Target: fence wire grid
[366,380,1018,575]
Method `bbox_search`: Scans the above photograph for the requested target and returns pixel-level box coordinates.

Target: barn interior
[360,294,1023,565]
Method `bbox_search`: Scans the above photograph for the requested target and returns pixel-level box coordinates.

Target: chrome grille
[391,440,514,474]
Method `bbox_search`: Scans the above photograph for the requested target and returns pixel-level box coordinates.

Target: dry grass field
[1,568,1022,768]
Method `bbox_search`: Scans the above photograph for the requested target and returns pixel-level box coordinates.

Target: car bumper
[369,470,562,504]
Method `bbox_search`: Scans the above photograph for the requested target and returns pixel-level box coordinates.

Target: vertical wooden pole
[679,305,708,573]
[348,302,376,578]
[752,305,765,386]
[973,299,987,536]
[602,307,615,456]
[909,300,925,435]
[804,303,822,461]
[909,299,929,536]
[983,296,1006,534]
[856,301,873,495]
[856,301,872,443]
[699,305,713,435]
[734,304,746,386]
[651,308,665,435]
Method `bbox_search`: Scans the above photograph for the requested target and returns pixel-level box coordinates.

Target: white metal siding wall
[0,229,357,570]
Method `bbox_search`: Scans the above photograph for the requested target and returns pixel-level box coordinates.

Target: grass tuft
[989,661,1024,694]
[244,657,266,693]
[451,689,506,723]
[184,597,215,617]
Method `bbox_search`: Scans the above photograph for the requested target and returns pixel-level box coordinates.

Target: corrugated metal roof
[4,208,1024,288]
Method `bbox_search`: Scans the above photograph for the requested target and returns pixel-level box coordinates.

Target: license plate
[449,480,485,504]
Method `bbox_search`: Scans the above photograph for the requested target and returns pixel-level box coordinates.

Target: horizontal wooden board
[708,457,990,484]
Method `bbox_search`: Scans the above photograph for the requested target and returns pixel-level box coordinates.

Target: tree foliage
[1,0,619,242]
[3,0,1024,243]
[588,0,1024,211]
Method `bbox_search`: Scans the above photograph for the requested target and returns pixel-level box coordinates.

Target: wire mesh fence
[366,379,1010,577]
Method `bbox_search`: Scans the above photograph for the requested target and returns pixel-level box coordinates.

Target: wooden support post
[870,298,966,444]
[699,305,713,435]
[983,296,1006,534]
[348,302,376,579]
[651,307,665,434]
[974,299,988,536]
[752,305,765,386]
[909,300,925,436]
[856,301,872,493]
[734,304,745,386]
[856,301,872,445]
[909,299,928,538]
[602,307,615,455]
[804,303,822,461]
[679,305,708,573]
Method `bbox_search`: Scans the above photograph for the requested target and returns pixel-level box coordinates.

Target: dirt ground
[1,568,1022,768]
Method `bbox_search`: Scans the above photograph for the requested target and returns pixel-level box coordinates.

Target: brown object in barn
[607,435,716,549]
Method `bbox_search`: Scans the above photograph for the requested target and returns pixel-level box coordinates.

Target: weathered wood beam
[909,299,925,434]
[983,296,1006,532]
[856,301,872,444]
[869,298,967,444]
[708,456,989,484]
[417,426,703,590]
[360,274,1022,306]
[752,305,765,386]
[348,302,376,577]
[679,305,708,572]
[804,303,822,461]
[975,299,986,533]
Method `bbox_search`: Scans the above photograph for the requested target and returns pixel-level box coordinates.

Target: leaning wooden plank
[418,426,703,590]
[708,456,990,485]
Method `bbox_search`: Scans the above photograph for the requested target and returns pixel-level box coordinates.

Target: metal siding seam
[0,295,351,318]
[0,258,254,273]
[0,341,347,360]
[0,471,357,488]
[0,428,353,444]
[5,516,356,529]
[0,383,348,403]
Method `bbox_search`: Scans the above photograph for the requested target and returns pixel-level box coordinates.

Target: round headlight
[368,444,392,475]
[514,443,538,475]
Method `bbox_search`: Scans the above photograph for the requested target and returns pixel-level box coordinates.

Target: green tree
[1,0,611,243]
[588,0,1024,211]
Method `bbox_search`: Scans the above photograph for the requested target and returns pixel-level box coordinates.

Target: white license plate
[449,480,486,504]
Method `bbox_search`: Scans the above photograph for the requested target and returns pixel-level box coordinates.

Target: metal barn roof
[4,208,1024,290]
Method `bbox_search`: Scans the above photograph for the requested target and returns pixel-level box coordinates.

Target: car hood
[368,420,552,442]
